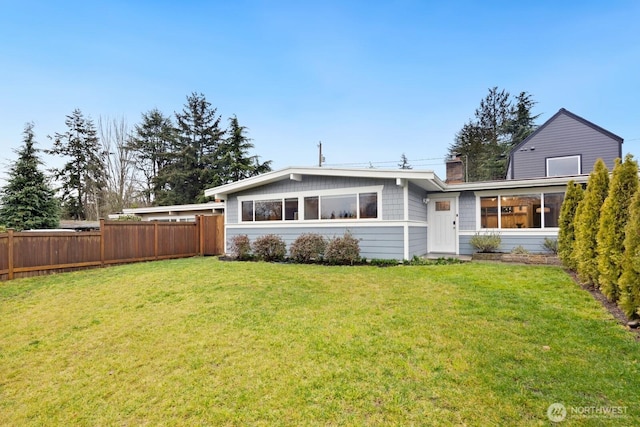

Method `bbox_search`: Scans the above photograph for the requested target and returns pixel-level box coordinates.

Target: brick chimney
[446,155,464,184]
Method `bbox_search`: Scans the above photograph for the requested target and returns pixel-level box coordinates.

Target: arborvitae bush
[557,181,583,268]
[573,159,609,284]
[597,155,639,301]
[324,233,361,265]
[469,231,501,253]
[252,234,287,262]
[619,188,640,319]
[229,234,252,260]
[289,233,326,263]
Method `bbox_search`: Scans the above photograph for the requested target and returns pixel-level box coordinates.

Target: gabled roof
[509,108,623,155]
[506,108,623,179]
[204,166,447,199]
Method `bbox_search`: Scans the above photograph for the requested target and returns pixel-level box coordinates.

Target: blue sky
[1,0,639,185]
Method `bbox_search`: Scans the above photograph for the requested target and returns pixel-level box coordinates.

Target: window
[359,192,378,218]
[480,192,565,229]
[435,201,451,211]
[304,196,319,220]
[322,194,357,219]
[547,156,580,177]
[241,188,380,222]
[255,199,282,221]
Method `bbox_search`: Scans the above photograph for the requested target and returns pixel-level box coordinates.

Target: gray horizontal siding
[512,113,620,179]
[458,191,476,231]
[408,226,427,258]
[227,225,405,260]
[408,183,427,222]
[459,232,558,255]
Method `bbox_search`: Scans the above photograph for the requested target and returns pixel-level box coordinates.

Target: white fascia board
[122,202,225,215]
[442,175,588,192]
[204,166,444,197]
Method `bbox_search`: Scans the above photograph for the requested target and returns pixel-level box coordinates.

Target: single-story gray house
[203,108,623,260]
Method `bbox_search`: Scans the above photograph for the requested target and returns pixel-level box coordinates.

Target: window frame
[237,185,383,223]
[475,187,566,230]
[546,155,581,177]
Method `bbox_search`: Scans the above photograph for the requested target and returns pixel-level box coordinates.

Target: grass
[0,258,638,426]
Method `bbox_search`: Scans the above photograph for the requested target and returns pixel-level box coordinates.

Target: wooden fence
[0,215,224,281]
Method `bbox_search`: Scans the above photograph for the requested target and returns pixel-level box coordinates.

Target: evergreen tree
[448,87,538,181]
[619,188,640,318]
[128,109,177,205]
[47,109,107,220]
[156,93,224,205]
[218,115,271,183]
[507,92,540,146]
[573,159,609,284]
[596,154,639,301]
[398,153,412,170]
[0,123,59,230]
[557,180,584,270]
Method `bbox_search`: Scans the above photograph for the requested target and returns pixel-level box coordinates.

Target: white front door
[429,197,457,253]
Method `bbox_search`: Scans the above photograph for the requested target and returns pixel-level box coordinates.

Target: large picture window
[547,156,580,177]
[480,192,564,229]
[241,189,379,222]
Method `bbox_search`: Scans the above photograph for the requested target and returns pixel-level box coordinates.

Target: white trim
[237,185,383,224]
[123,202,224,215]
[474,186,567,197]
[546,155,581,177]
[226,220,426,229]
[236,185,382,202]
[474,187,566,231]
[204,166,445,199]
[403,184,409,259]
[459,229,559,236]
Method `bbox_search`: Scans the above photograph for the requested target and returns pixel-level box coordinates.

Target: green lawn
[1,258,638,426]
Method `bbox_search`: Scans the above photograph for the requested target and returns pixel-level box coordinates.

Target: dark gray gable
[507,108,623,179]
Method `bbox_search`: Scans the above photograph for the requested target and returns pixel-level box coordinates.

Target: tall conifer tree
[47,109,107,220]
[557,180,584,270]
[597,154,639,301]
[0,123,59,230]
[573,159,609,284]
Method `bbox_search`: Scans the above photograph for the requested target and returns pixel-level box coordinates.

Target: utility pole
[318,141,325,167]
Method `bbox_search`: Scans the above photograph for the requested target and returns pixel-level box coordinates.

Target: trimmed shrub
[324,233,361,265]
[469,231,501,253]
[557,180,583,268]
[289,233,326,263]
[542,237,558,255]
[252,234,287,262]
[619,188,640,318]
[573,159,609,284]
[229,234,252,260]
[597,154,639,302]
[369,258,399,267]
[511,245,529,255]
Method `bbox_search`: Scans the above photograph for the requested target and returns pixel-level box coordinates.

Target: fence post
[154,221,159,260]
[197,215,204,256]
[100,219,105,267]
[7,229,14,280]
